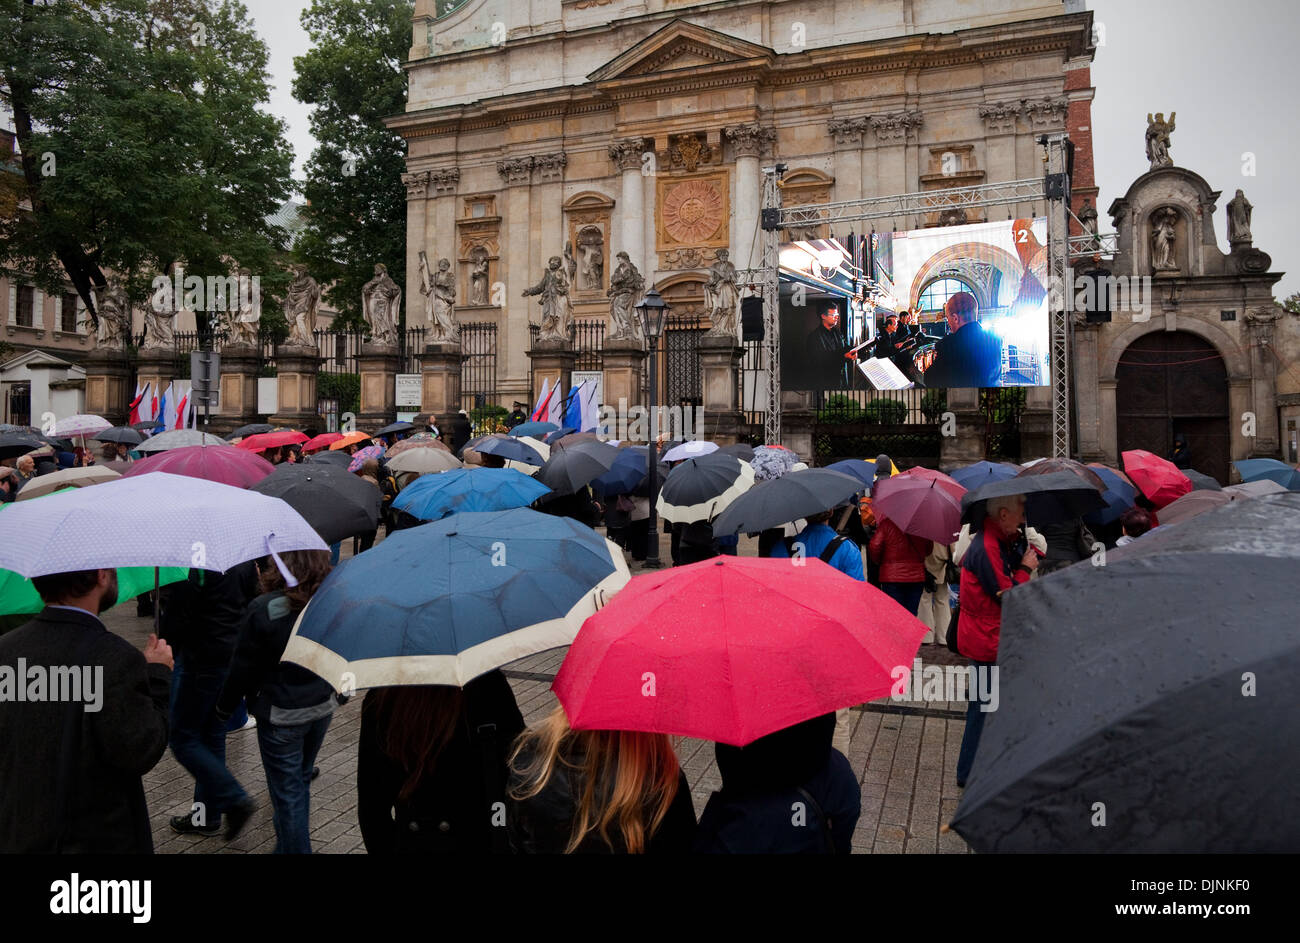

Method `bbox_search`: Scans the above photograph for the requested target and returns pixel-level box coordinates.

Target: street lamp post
[637,285,669,569]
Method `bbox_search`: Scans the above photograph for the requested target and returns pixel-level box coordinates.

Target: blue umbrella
[543,426,578,443]
[281,509,632,689]
[590,446,650,497]
[475,436,545,465]
[392,468,551,521]
[1083,464,1138,526]
[508,421,560,439]
[1234,458,1300,491]
[949,460,1021,491]
[824,459,875,489]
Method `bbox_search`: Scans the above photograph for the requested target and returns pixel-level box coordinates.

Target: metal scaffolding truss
[1067,231,1118,260]
[757,135,1074,456]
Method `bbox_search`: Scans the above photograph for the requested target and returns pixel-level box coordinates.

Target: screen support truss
[756,135,1073,456]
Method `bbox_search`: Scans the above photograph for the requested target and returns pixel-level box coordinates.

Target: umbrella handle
[152,566,160,636]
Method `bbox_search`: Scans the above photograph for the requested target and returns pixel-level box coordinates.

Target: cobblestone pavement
[102,528,973,854]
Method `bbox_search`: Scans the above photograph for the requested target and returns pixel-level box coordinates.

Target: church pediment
[588,20,776,83]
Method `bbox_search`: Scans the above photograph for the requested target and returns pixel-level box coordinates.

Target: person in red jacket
[867,514,932,616]
[954,493,1039,787]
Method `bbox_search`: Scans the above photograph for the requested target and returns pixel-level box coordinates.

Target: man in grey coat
[0,568,173,853]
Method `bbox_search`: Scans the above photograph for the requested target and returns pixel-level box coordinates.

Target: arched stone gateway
[1115,331,1229,483]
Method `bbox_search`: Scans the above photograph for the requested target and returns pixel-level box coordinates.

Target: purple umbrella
[872,475,963,544]
[348,445,386,473]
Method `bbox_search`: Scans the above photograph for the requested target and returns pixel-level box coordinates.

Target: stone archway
[1115,331,1230,482]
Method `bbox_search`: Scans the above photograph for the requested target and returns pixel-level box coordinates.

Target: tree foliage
[0,0,293,327]
[292,0,411,332]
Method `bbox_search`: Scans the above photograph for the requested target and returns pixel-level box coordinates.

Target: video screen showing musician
[803,304,856,389]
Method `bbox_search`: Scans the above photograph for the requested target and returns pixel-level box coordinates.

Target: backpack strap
[783,536,798,557]
[794,786,838,854]
[819,535,849,565]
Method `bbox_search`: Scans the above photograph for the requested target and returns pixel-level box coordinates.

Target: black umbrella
[251,463,381,544]
[476,436,544,466]
[227,423,275,440]
[535,441,619,496]
[376,421,414,437]
[0,433,47,461]
[717,442,756,463]
[711,469,864,535]
[1182,468,1222,491]
[655,453,756,524]
[951,493,1300,852]
[961,470,1106,526]
[306,449,352,468]
[94,426,143,446]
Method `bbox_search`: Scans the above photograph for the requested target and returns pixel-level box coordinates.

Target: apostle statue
[1078,198,1100,253]
[704,248,740,338]
[141,265,179,350]
[362,262,402,347]
[578,228,604,291]
[1151,207,1178,271]
[284,264,322,347]
[607,251,645,342]
[94,282,130,350]
[523,254,572,343]
[1145,112,1175,170]
[469,247,490,305]
[229,267,261,345]
[419,250,460,343]
[1226,189,1253,245]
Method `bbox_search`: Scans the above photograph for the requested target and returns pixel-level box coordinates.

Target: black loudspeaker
[741,296,765,342]
[1080,268,1113,323]
[761,208,782,231]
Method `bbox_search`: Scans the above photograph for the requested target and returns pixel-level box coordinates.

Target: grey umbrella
[94,426,144,446]
[306,449,352,468]
[961,470,1106,526]
[1182,468,1223,491]
[135,430,229,453]
[950,493,1300,852]
[711,468,864,535]
[535,441,619,496]
[251,463,381,544]
[227,423,275,440]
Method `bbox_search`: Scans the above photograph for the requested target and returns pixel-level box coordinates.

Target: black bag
[945,602,962,655]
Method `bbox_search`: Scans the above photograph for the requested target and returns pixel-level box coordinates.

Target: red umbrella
[871,475,963,544]
[894,466,965,501]
[236,429,308,453]
[122,444,274,489]
[1121,449,1192,509]
[303,432,343,453]
[553,556,928,746]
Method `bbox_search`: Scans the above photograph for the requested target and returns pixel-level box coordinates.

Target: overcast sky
[252,0,1297,297]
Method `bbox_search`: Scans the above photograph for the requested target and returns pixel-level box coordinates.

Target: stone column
[1071,322,1104,460]
[134,348,175,423]
[601,336,645,418]
[527,338,576,425]
[358,342,400,430]
[1019,385,1054,460]
[498,157,534,398]
[939,387,987,468]
[1245,310,1282,457]
[870,112,922,220]
[402,171,430,335]
[696,334,745,446]
[82,349,133,426]
[979,102,1020,187]
[828,118,867,204]
[1098,378,1119,464]
[726,126,772,271]
[218,343,262,426]
[420,341,463,430]
[270,344,322,429]
[1228,376,1253,469]
[610,140,646,277]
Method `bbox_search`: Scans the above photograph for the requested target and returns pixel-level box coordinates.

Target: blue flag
[564,382,585,432]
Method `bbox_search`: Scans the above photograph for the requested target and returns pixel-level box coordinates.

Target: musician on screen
[804,304,856,388]
[922,291,1002,388]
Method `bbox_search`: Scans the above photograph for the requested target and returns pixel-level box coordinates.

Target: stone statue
[362,263,402,347]
[419,250,459,343]
[94,282,129,350]
[607,251,645,342]
[577,227,604,291]
[141,266,178,350]
[523,255,572,343]
[469,247,490,305]
[1078,198,1100,252]
[1145,112,1175,170]
[1227,189,1253,245]
[284,264,322,346]
[1151,207,1178,271]
[704,248,740,338]
[229,267,261,345]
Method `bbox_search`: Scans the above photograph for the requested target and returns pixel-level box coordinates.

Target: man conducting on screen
[922,291,1002,388]
[805,304,856,388]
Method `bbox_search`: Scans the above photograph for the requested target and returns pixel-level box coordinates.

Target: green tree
[0,0,293,328]
[1281,293,1300,316]
[292,0,411,332]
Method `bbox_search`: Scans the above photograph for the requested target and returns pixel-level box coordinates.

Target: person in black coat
[922,292,1003,389]
[357,671,524,854]
[0,569,174,853]
[1171,433,1193,469]
[694,713,860,854]
[159,562,260,836]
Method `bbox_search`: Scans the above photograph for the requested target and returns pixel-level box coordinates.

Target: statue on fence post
[607,251,645,343]
[284,263,322,347]
[361,262,402,347]
[93,282,130,350]
[141,266,179,350]
[523,254,572,344]
[419,250,460,343]
[229,267,261,345]
[704,248,740,338]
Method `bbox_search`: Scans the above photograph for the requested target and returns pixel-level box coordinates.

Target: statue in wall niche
[94,282,130,350]
[469,247,490,305]
[419,251,459,343]
[361,262,402,346]
[1226,189,1253,245]
[607,251,645,342]
[284,264,322,346]
[141,266,179,350]
[704,248,740,338]
[1145,112,1175,170]
[523,254,572,343]
[577,227,604,291]
[229,267,261,345]
[1151,208,1179,271]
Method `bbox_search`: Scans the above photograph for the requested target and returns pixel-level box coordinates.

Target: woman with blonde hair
[506,706,696,854]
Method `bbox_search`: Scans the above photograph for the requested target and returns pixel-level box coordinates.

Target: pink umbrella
[871,474,963,544]
[348,445,386,473]
[122,445,274,489]
[894,466,966,501]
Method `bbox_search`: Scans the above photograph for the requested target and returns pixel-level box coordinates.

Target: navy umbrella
[508,421,559,439]
[823,459,876,489]
[475,435,545,466]
[717,443,756,463]
[392,468,551,521]
[282,508,632,689]
[951,493,1300,852]
[590,446,650,497]
[251,463,381,544]
[961,470,1105,527]
[535,441,619,496]
[949,460,1022,491]
[227,423,275,440]
[711,469,864,535]
[1082,464,1138,526]
[376,420,414,438]
[543,426,579,443]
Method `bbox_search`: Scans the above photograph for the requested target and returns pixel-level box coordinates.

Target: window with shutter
[16,286,34,327]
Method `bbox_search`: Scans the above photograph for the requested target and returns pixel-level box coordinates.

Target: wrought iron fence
[661,314,703,408]
[460,322,498,411]
[527,319,606,407]
[401,326,426,374]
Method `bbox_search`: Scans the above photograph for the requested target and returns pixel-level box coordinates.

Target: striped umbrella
[656,453,755,524]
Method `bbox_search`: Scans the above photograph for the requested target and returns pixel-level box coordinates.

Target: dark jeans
[956,659,997,786]
[257,714,332,854]
[168,655,248,820]
[882,581,925,616]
